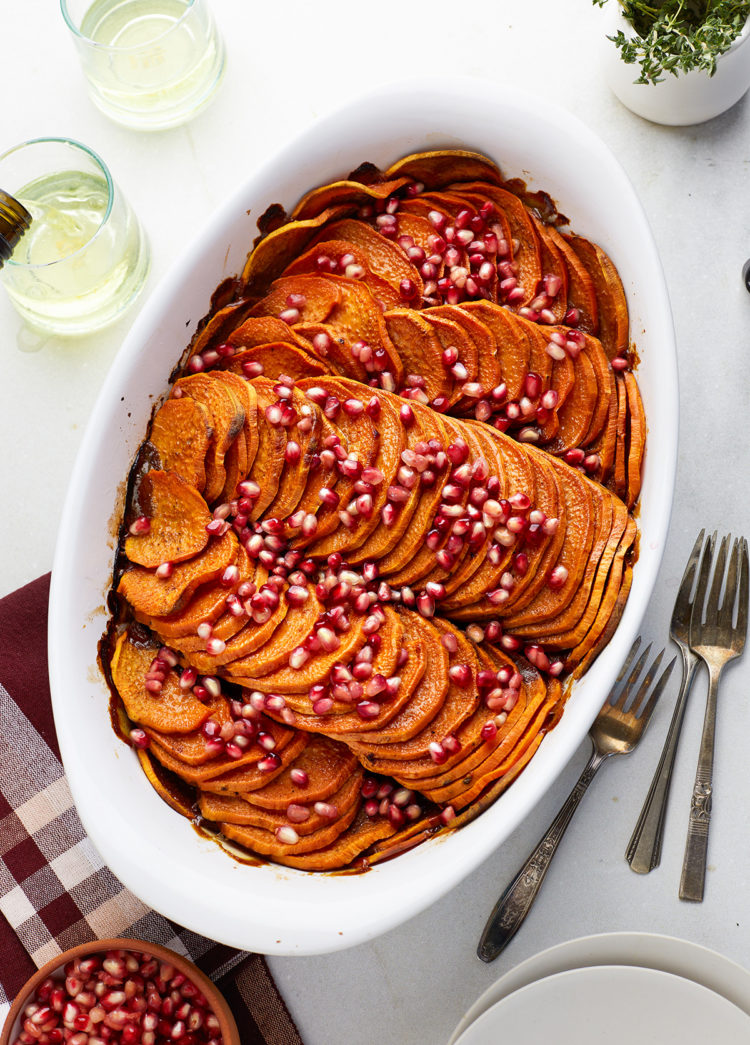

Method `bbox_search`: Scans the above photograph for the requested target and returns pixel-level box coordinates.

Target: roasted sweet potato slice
[462,300,528,400]
[110,628,211,734]
[436,685,562,810]
[142,548,257,641]
[238,735,360,810]
[118,532,238,619]
[149,398,212,493]
[198,765,361,834]
[283,239,405,311]
[354,621,477,769]
[290,177,411,221]
[315,275,404,385]
[241,206,352,294]
[198,731,307,793]
[243,376,288,519]
[272,806,398,870]
[349,405,434,567]
[175,597,288,670]
[544,224,598,334]
[124,470,210,569]
[529,217,568,324]
[249,613,368,695]
[624,371,645,508]
[307,388,403,558]
[385,150,503,189]
[227,315,315,352]
[249,274,341,327]
[412,656,548,789]
[172,373,246,505]
[383,309,452,402]
[225,342,330,383]
[318,219,424,300]
[457,182,542,306]
[224,589,322,680]
[292,619,427,738]
[565,234,629,360]
[612,373,629,501]
[220,795,359,857]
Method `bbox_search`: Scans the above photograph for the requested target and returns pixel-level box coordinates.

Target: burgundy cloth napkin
[0,574,303,1044]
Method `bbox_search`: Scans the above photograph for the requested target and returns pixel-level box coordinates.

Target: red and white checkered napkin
[0,574,303,1045]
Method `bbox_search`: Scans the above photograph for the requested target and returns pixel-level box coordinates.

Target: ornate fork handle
[679,661,722,902]
[626,645,700,873]
[477,747,607,963]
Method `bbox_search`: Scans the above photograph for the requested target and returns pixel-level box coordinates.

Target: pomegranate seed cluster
[106,149,644,871]
[12,950,223,1045]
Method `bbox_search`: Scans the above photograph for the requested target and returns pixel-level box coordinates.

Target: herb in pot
[594,0,750,83]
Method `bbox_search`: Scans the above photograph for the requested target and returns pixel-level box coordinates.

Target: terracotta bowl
[0,937,241,1045]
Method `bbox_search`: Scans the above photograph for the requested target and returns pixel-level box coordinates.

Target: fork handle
[679,661,722,902]
[477,747,607,963]
[626,647,700,874]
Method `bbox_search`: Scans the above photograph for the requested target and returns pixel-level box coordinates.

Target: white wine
[2,169,149,334]
[75,0,225,129]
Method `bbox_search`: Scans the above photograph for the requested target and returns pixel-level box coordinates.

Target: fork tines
[608,640,674,721]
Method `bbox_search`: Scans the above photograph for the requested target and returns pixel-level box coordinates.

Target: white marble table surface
[4,2,750,1042]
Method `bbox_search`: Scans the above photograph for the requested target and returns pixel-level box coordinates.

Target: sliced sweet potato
[224,589,322,680]
[249,614,368,694]
[110,627,211,734]
[198,765,361,834]
[385,150,503,189]
[238,735,360,810]
[384,309,452,402]
[249,274,341,327]
[290,177,411,221]
[292,618,427,738]
[457,182,542,306]
[462,300,528,400]
[565,234,629,360]
[220,796,358,857]
[612,373,629,501]
[118,532,238,619]
[174,596,288,670]
[544,224,598,334]
[243,376,288,519]
[272,806,397,870]
[317,275,404,385]
[307,388,403,558]
[198,731,308,793]
[124,470,210,569]
[227,315,316,352]
[283,239,405,311]
[240,205,352,294]
[142,548,257,641]
[149,398,212,492]
[318,219,423,300]
[355,620,477,768]
[530,217,569,324]
[172,374,246,505]
[624,370,646,508]
[225,342,331,382]
[346,619,450,750]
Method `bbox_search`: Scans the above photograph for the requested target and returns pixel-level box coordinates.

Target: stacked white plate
[449,933,750,1045]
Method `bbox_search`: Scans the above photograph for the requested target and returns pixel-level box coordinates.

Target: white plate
[449,932,750,1043]
[453,965,750,1045]
[48,78,678,955]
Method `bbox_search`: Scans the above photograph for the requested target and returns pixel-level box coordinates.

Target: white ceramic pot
[601,5,750,125]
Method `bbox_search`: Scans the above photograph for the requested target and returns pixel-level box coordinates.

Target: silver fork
[679,533,749,902]
[626,530,707,874]
[477,639,675,963]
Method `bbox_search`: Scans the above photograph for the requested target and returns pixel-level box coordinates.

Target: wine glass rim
[60,0,199,51]
[0,137,115,270]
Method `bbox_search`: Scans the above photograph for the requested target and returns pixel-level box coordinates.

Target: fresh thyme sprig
[593,0,750,83]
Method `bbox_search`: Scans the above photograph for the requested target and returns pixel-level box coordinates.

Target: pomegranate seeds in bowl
[2,941,239,1045]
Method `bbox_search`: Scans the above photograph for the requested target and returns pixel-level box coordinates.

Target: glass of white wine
[0,138,150,336]
[61,0,226,130]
